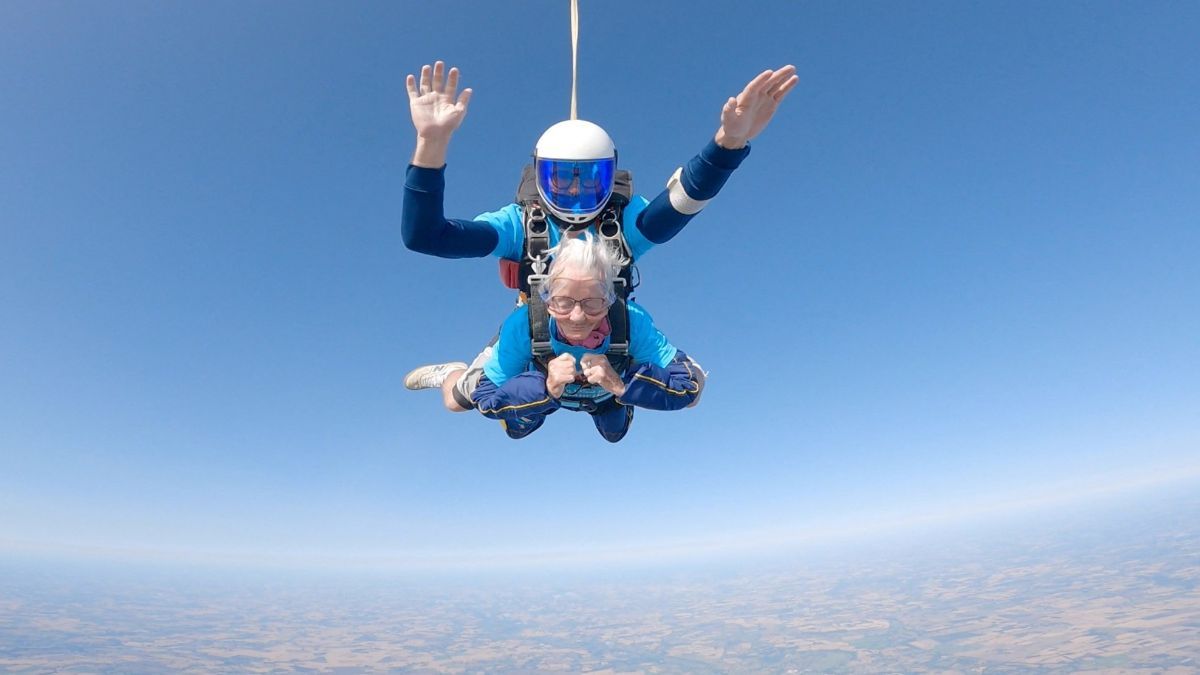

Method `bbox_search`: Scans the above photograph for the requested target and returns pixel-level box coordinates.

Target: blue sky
[2,1,1197,570]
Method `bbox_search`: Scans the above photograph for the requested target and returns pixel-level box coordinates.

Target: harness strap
[527,274,554,365]
[523,205,551,283]
[606,280,630,364]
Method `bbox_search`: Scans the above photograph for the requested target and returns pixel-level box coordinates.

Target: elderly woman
[469,233,704,442]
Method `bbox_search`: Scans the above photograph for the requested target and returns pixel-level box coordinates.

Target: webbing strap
[527,275,553,366]
[606,280,629,360]
[520,204,551,295]
[570,0,579,120]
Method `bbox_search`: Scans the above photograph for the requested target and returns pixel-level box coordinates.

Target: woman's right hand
[545,353,579,399]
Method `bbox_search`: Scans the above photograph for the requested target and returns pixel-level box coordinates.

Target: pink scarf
[558,317,611,349]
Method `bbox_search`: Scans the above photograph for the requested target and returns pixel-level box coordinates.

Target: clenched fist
[545,353,579,399]
[580,354,626,397]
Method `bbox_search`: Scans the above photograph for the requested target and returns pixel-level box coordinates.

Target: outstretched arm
[406,61,473,168]
[473,371,562,421]
[615,350,705,411]
[580,350,701,410]
[604,303,705,410]
[633,65,799,247]
[401,61,501,257]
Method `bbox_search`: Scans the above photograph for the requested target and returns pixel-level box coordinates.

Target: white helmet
[534,119,617,226]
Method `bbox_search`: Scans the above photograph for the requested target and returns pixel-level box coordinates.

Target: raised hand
[715,65,799,149]
[545,353,579,399]
[406,61,473,141]
[580,354,626,397]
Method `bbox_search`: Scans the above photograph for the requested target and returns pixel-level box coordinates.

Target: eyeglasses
[546,296,610,316]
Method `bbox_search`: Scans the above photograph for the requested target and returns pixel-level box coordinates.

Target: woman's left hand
[580,354,627,397]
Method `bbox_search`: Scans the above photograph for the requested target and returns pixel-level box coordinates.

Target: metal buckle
[599,209,620,239]
[597,206,631,265]
[525,203,551,274]
[527,204,547,234]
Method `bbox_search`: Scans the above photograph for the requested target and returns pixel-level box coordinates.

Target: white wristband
[666,167,711,215]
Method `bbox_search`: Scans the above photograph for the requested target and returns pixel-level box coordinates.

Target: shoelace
[413,365,452,388]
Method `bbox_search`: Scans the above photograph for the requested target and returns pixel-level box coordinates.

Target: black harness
[511,164,638,412]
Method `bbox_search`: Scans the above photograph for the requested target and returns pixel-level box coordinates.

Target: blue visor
[536,158,616,217]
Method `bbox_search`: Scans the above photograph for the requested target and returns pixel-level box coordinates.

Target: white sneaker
[404,362,469,390]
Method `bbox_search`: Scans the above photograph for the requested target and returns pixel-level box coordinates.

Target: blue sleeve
[634,139,752,245]
[473,372,562,421]
[401,165,500,258]
[626,301,678,368]
[617,302,699,410]
[471,203,526,260]
[481,305,534,386]
[618,349,703,411]
[620,196,653,260]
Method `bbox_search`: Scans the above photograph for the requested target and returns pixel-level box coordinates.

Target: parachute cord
[570,0,579,120]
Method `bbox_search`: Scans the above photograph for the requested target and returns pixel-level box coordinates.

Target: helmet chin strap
[560,218,596,233]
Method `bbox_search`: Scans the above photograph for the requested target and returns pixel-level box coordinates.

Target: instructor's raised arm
[633,65,800,246]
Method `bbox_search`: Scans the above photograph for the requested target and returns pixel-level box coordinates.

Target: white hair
[541,232,621,302]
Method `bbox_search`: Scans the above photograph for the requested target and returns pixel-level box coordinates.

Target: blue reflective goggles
[536,158,615,215]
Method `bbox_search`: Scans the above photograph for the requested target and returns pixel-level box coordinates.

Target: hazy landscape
[2,486,1197,673]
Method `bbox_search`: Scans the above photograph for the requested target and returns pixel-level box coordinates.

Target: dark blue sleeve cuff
[700,138,752,170]
[405,164,447,192]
